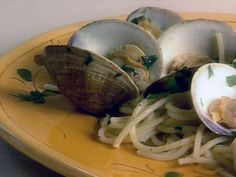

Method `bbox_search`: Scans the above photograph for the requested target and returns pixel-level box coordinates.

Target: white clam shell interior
[191,63,236,135]
[158,19,236,77]
[68,19,162,82]
[127,6,183,32]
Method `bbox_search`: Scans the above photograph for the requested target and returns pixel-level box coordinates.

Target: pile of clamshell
[38,7,236,136]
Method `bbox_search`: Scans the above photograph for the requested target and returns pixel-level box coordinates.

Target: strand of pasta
[137,144,190,161]
[150,135,165,146]
[136,117,165,135]
[110,116,130,123]
[165,101,195,114]
[178,156,216,165]
[98,128,115,144]
[193,124,205,158]
[108,122,126,129]
[139,135,195,153]
[113,97,169,148]
[200,136,230,156]
[129,116,165,150]
[167,110,199,121]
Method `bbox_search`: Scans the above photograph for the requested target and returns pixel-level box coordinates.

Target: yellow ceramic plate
[0,13,235,177]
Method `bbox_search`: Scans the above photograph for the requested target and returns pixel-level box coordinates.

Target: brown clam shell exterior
[40,45,139,116]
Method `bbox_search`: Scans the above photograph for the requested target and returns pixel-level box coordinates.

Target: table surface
[0,1,236,177]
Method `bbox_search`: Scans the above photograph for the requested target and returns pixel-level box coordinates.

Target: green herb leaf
[84,53,93,65]
[231,131,236,136]
[130,16,146,24]
[130,15,152,24]
[141,55,158,69]
[17,69,33,81]
[121,65,137,76]
[208,65,214,79]
[42,90,60,97]
[144,67,197,98]
[164,171,183,177]
[12,90,45,104]
[226,75,236,87]
[232,59,236,69]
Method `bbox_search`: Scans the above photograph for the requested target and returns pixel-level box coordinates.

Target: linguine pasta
[98,92,235,177]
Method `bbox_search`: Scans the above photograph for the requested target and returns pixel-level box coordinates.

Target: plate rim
[0,12,235,177]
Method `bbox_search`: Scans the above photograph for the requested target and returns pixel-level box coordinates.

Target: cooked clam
[191,63,236,136]
[127,6,183,38]
[158,19,236,76]
[38,45,139,116]
[68,19,162,90]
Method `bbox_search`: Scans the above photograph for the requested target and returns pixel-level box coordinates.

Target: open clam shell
[127,6,183,38]
[191,63,236,136]
[158,19,236,77]
[68,19,162,85]
[39,45,139,116]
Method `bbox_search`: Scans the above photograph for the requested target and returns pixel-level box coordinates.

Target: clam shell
[191,63,236,136]
[39,45,139,116]
[127,6,183,35]
[158,19,236,77]
[68,19,162,83]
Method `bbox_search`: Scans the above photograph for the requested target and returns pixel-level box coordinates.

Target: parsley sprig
[12,68,60,104]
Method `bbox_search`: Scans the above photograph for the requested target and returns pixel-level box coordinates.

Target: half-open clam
[158,19,236,76]
[38,46,139,116]
[68,19,162,90]
[127,6,183,38]
[191,63,236,136]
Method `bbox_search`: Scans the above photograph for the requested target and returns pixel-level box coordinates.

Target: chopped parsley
[232,59,236,69]
[84,53,93,65]
[12,89,60,104]
[208,65,214,79]
[164,171,183,177]
[12,91,45,104]
[141,55,158,69]
[226,75,236,87]
[231,131,236,136]
[130,16,151,24]
[121,65,137,76]
[143,67,197,98]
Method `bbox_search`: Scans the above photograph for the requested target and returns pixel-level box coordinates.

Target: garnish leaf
[84,53,93,65]
[226,75,236,87]
[231,130,236,136]
[141,55,158,69]
[232,59,236,69]
[12,90,45,104]
[208,65,214,79]
[130,16,145,24]
[144,67,197,98]
[164,171,183,177]
[17,69,33,81]
[42,90,60,97]
[130,16,151,24]
[121,65,137,76]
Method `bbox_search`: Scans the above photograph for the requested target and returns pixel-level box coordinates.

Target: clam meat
[191,63,236,136]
